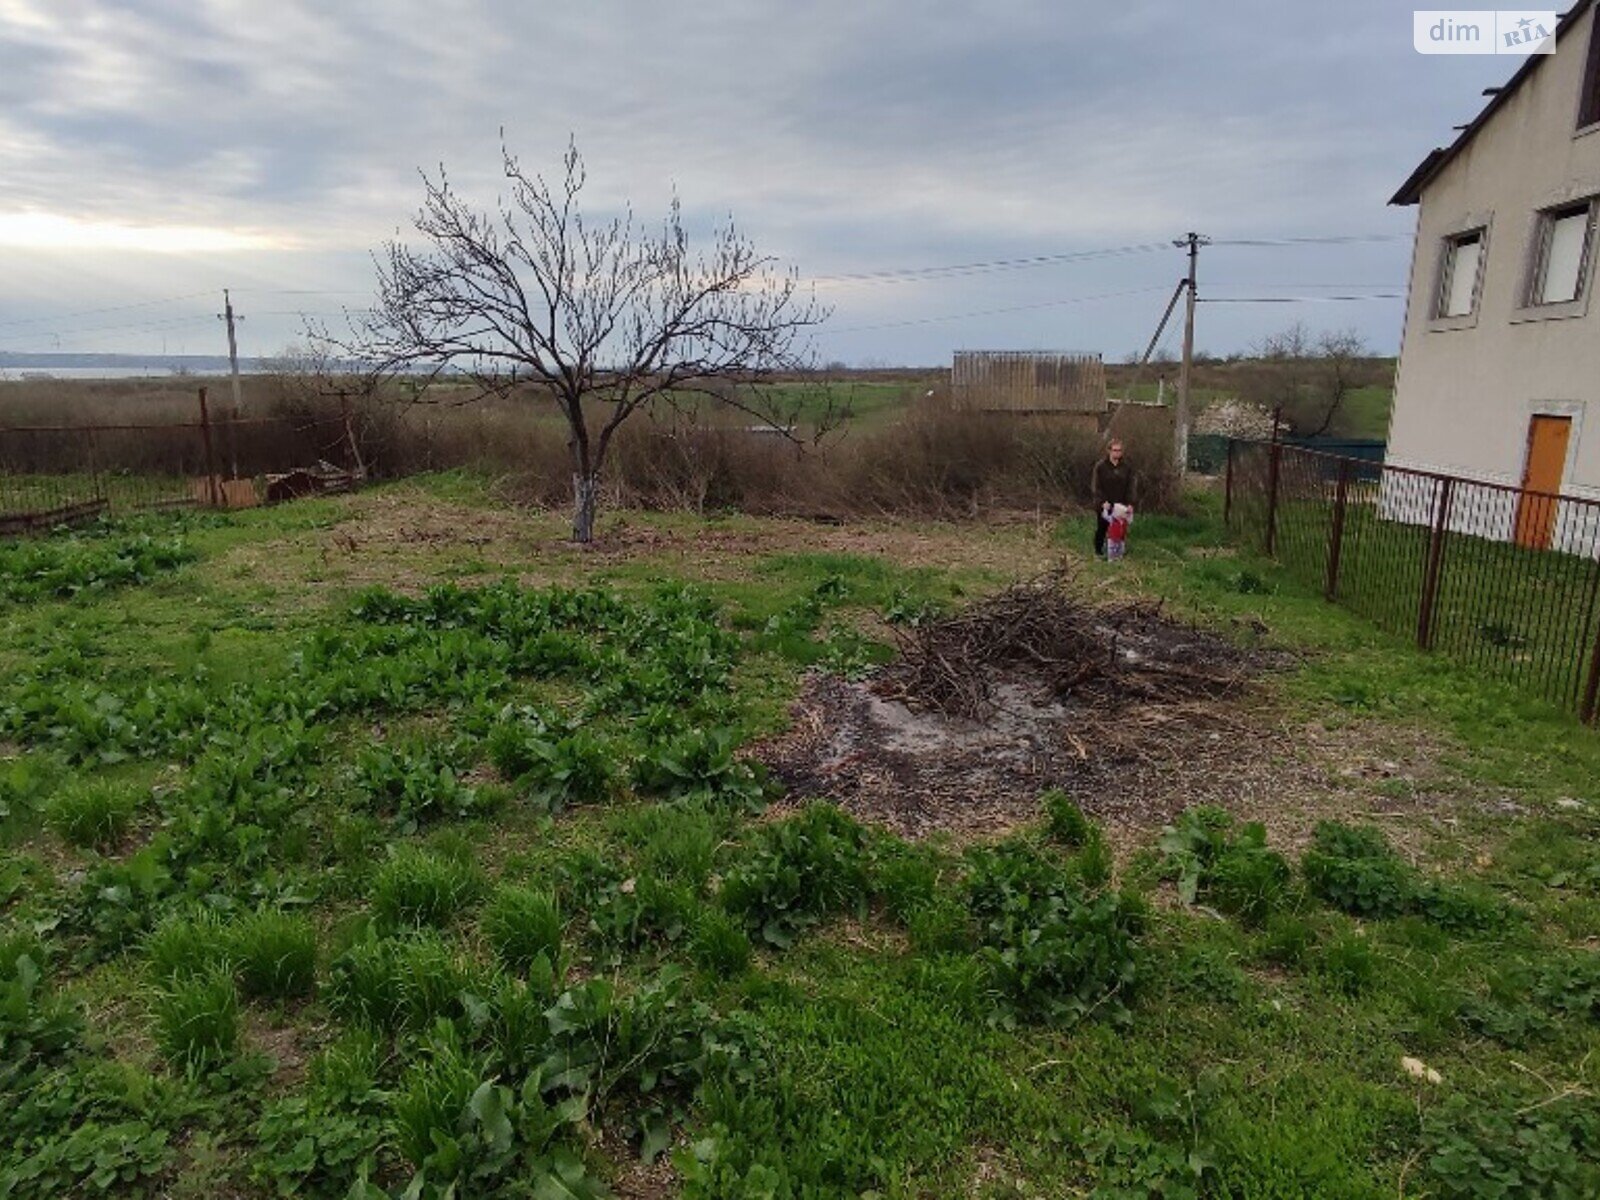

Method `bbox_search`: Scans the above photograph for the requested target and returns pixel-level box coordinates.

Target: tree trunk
[571,471,599,544]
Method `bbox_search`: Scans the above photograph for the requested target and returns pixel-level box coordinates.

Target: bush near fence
[1224,438,1600,723]
[3,377,1179,525]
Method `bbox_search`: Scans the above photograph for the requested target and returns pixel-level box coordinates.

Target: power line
[829,285,1173,333]
[811,243,1172,286]
[0,314,219,345]
[809,232,1410,289]
[1211,234,1411,248]
[0,290,214,329]
[1198,293,1404,304]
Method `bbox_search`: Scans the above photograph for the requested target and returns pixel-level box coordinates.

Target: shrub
[511,730,616,809]
[326,936,406,1030]
[719,804,875,948]
[614,801,722,886]
[484,709,558,780]
[689,908,752,976]
[1158,807,1292,925]
[1256,913,1314,967]
[965,841,1144,1025]
[873,842,942,923]
[1414,880,1506,933]
[482,885,563,975]
[45,780,140,849]
[154,967,239,1068]
[632,726,765,810]
[1208,837,1293,925]
[1301,822,1414,919]
[1041,789,1092,848]
[230,909,318,1000]
[1424,1091,1600,1199]
[144,908,233,982]
[371,846,485,931]
[1071,827,1116,892]
[352,738,482,829]
[391,1033,483,1169]
[1317,931,1376,995]
[328,931,490,1032]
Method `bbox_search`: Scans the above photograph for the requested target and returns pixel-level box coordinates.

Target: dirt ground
[756,583,1466,859]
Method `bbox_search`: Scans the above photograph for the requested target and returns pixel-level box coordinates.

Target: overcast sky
[0,0,1525,365]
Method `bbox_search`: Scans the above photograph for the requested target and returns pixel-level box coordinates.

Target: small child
[1105,502,1131,560]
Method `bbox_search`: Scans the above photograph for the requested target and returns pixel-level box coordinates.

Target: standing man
[1090,439,1135,558]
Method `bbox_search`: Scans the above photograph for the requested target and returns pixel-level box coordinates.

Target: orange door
[1514,415,1571,549]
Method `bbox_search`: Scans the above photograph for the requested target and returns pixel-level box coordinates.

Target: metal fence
[1224,438,1600,724]
[1190,434,1385,477]
[1,388,363,534]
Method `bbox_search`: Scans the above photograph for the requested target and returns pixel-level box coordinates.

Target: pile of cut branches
[877,572,1257,719]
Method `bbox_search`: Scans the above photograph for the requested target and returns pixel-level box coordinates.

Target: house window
[1581,16,1600,129]
[1528,201,1596,305]
[1436,229,1484,317]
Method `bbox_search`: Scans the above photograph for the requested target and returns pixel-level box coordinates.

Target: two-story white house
[1389,0,1600,549]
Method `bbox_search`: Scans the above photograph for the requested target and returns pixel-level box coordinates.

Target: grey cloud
[0,0,1526,360]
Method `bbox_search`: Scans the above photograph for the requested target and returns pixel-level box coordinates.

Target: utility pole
[1172,232,1209,476]
[218,289,244,477]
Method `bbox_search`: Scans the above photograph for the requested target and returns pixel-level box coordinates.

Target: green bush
[965,840,1144,1025]
[1256,913,1314,967]
[632,726,765,810]
[252,1029,387,1197]
[1424,1091,1600,1198]
[391,1033,483,1169]
[719,804,875,948]
[371,846,485,931]
[45,780,140,849]
[352,738,482,829]
[1159,807,1292,924]
[1318,931,1376,995]
[508,730,616,809]
[484,709,559,780]
[689,908,752,976]
[1301,822,1414,919]
[230,909,317,1000]
[1041,789,1092,847]
[614,801,722,886]
[144,908,233,982]
[873,842,943,923]
[328,931,490,1033]
[482,885,563,975]
[1415,880,1506,933]
[154,967,239,1068]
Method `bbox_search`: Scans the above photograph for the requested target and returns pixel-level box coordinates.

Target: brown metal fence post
[197,387,221,508]
[1325,457,1351,601]
[85,424,105,510]
[1265,438,1283,556]
[1417,476,1454,650]
[1582,618,1600,725]
[1223,438,1235,528]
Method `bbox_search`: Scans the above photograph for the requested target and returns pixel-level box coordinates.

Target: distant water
[0,367,268,382]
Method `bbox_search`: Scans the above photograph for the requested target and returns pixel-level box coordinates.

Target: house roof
[1390,0,1596,206]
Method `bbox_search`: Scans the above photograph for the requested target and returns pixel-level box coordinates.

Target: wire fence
[1225,439,1600,724]
[1,391,363,534]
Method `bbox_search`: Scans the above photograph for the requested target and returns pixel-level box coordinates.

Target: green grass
[2,477,1598,1197]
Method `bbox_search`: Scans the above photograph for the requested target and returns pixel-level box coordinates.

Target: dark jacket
[1091,456,1135,510]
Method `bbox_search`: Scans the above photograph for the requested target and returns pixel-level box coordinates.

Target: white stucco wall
[1389,3,1600,505]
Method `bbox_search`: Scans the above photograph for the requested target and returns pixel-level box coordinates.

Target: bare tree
[331,138,830,542]
[1241,322,1370,438]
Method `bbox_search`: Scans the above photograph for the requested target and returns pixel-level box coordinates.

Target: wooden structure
[951,351,1107,414]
